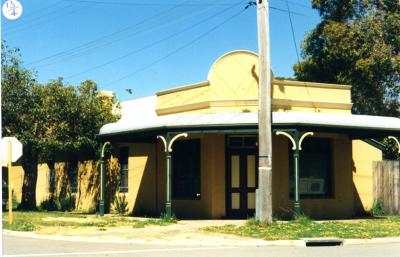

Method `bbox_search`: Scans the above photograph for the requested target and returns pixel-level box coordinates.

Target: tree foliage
[294,0,400,116]
[1,41,120,209]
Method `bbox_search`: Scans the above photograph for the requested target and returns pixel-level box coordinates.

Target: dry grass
[205,216,400,240]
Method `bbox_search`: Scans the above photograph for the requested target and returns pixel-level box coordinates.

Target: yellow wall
[352,140,382,212]
[6,165,24,204]
[7,164,50,205]
[115,143,158,215]
[36,164,51,204]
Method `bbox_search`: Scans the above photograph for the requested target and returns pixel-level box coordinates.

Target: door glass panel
[232,193,240,209]
[247,155,256,187]
[231,155,240,188]
[247,192,255,209]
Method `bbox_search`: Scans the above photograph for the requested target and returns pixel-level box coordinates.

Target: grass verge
[205,216,400,240]
[132,214,177,228]
[2,211,176,232]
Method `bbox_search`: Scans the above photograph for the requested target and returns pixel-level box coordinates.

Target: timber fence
[373,160,400,215]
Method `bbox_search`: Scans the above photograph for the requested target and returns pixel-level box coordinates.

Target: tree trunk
[19,144,38,210]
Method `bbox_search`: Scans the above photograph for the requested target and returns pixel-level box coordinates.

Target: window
[119,147,129,193]
[68,161,78,193]
[289,138,332,198]
[172,139,201,200]
[228,136,257,149]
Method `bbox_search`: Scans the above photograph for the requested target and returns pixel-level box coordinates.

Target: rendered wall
[6,165,24,204]
[36,164,51,205]
[115,143,158,215]
[352,140,382,213]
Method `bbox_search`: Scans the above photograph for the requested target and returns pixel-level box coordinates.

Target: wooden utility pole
[256,0,273,223]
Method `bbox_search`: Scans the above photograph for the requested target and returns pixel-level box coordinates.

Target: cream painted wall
[115,143,157,215]
[352,140,382,212]
[36,164,51,204]
[6,165,24,204]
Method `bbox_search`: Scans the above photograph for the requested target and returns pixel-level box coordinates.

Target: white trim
[299,132,314,151]
[100,112,400,136]
[276,131,297,150]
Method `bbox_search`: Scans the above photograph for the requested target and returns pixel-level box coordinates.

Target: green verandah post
[293,131,301,216]
[157,133,188,218]
[276,130,313,217]
[99,141,111,217]
[165,135,172,217]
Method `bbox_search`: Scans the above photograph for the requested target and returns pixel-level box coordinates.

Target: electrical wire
[2,0,64,26]
[3,3,82,35]
[29,3,224,68]
[285,0,317,110]
[63,3,242,79]
[61,0,243,7]
[285,1,300,63]
[101,5,248,89]
[273,0,311,9]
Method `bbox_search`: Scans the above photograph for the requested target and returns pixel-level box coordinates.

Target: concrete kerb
[4,230,400,247]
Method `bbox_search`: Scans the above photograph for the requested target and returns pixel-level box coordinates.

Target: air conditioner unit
[299,178,325,195]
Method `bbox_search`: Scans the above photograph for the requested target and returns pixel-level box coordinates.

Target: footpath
[3,219,400,247]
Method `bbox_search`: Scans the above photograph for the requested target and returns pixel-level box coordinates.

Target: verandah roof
[99,111,400,139]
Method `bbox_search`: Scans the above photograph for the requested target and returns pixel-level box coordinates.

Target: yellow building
[99,50,400,219]
[5,50,400,219]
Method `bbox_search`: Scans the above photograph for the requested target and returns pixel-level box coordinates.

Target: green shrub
[39,197,58,211]
[371,199,385,216]
[60,194,76,211]
[113,194,128,215]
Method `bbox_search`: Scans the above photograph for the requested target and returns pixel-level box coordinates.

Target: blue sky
[2,0,320,101]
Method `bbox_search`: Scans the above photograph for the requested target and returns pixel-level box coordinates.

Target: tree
[1,42,120,209]
[294,0,399,117]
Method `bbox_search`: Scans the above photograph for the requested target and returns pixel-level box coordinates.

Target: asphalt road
[3,235,400,257]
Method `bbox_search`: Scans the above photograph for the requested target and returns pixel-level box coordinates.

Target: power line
[101,5,248,89]
[62,0,243,7]
[64,3,242,79]
[269,6,308,17]
[285,0,300,62]
[28,2,308,69]
[3,3,81,34]
[273,0,311,9]
[285,0,317,110]
[2,0,64,26]
[29,3,223,68]
[26,3,185,66]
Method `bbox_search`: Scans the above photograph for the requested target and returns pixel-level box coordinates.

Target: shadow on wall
[41,156,120,213]
[131,145,158,217]
[74,156,120,213]
[351,159,369,217]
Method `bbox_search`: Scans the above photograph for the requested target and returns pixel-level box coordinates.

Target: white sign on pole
[1,137,23,165]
